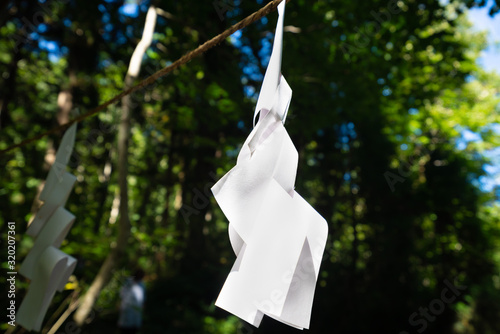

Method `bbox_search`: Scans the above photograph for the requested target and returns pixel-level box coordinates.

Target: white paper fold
[17,123,78,332]
[211,1,328,329]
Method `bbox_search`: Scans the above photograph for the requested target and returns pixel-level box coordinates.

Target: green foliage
[0,0,499,333]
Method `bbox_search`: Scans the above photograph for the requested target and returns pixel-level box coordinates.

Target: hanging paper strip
[211,1,328,330]
[17,123,78,332]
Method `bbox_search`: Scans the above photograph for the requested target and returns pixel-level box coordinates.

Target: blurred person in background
[118,269,145,334]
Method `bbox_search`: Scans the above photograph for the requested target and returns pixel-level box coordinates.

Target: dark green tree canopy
[0,0,499,333]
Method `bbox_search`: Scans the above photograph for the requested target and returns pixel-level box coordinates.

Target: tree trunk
[73,6,158,326]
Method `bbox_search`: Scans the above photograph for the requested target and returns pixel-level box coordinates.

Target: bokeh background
[1,0,500,333]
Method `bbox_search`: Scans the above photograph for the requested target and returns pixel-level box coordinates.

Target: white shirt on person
[118,278,145,328]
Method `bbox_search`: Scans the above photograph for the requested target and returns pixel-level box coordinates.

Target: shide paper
[211,1,328,330]
[17,123,78,332]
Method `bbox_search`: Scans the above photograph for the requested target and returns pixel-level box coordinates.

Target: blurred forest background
[1,0,500,333]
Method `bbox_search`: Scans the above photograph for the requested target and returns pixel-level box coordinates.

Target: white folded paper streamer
[17,123,78,332]
[211,1,328,330]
